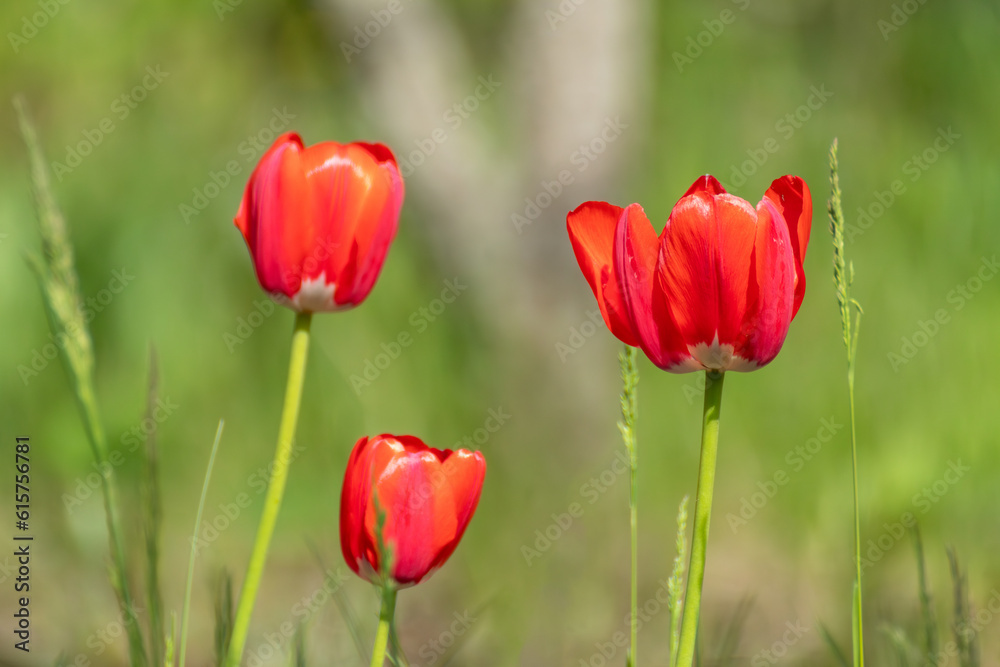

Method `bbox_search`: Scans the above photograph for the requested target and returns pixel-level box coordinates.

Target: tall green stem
[848,349,864,667]
[369,586,398,667]
[617,346,639,666]
[628,445,638,667]
[676,370,725,667]
[225,311,312,667]
[829,138,865,666]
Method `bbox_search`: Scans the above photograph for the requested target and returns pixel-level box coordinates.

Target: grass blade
[292,625,306,667]
[424,596,493,667]
[882,625,915,666]
[164,613,177,667]
[616,345,639,667]
[14,93,147,667]
[948,548,979,667]
[913,526,938,662]
[179,420,225,667]
[829,138,865,667]
[215,571,234,667]
[714,595,753,664]
[307,543,368,665]
[388,623,410,667]
[852,581,863,667]
[819,622,851,667]
[668,495,689,666]
[142,349,165,667]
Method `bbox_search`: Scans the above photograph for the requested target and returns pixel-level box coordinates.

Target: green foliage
[5,1,1000,663]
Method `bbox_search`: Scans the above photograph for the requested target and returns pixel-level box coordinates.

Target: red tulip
[340,434,486,587]
[567,175,811,372]
[235,132,404,312]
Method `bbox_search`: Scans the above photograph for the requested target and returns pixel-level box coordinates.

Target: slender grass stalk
[913,526,939,662]
[307,545,369,664]
[142,350,166,667]
[388,621,410,667]
[884,626,916,667]
[819,622,851,667]
[215,573,234,667]
[226,311,313,666]
[715,596,753,664]
[370,586,398,667]
[668,496,689,666]
[851,582,863,667]
[165,614,177,667]
[616,345,640,666]
[947,548,979,667]
[293,625,307,667]
[828,138,866,667]
[179,420,225,667]
[14,94,148,667]
[676,370,725,667]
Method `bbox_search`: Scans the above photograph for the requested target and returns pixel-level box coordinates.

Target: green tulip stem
[676,369,725,667]
[369,585,398,667]
[225,310,312,667]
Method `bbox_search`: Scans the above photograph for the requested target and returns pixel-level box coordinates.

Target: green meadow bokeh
[1,0,999,665]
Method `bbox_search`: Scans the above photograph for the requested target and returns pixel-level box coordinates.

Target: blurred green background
[2,0,999,665]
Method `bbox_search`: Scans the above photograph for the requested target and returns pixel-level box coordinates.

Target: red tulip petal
[300,142,403,307]
[340,143,404,305]
[613,204,688,369]
[567,202,640,346]
[235,133,312,300]
[733,198,796,369]
[682,174,727,198]
[429,449,486,575]
[374,447,455,585]
[658,182,756,369]
[340,435,379,582]
[764,176,812,318]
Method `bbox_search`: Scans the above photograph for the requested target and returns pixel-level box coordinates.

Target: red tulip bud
[340,434,486,587]
[235,132,404,312]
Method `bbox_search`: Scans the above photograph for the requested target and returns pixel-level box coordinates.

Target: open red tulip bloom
[567,175,812,372]
[340,434,486,588]
[235,132,404,313]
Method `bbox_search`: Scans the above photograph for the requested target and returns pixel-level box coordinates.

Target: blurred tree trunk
[320,0,653,395]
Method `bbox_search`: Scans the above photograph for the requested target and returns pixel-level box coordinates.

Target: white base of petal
[273,273,352,313]
[670,335,759,373]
